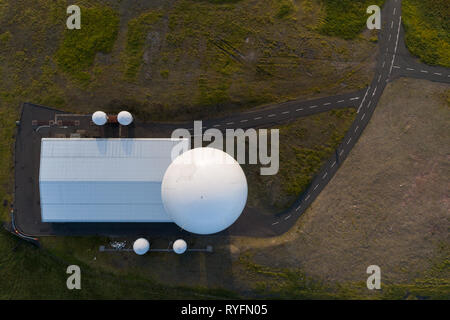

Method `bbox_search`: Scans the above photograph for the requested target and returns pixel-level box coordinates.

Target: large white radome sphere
[118,111,133,126]
[161,147,248,235]
[92,111,107,126]
[133,238,150,255]
[173,239,188,254]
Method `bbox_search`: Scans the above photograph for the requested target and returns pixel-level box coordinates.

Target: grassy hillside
[55,5,120,84]
[0,230,239,299]
[403,0,450,67]
[0,0,378,122]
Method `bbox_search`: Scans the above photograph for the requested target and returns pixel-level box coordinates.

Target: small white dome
[118,111,133,126]
[173,239,187,254]
[133,238,149,255]
[92,111,107,126]
[161,147,248,235]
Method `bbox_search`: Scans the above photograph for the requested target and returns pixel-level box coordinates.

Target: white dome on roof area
[118,111,133,126]
[133,238,150,255]
[161,147,248,235]
[92,111,107,126]
[173,239,187,254]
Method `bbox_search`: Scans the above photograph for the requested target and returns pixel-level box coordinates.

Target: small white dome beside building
[92,111,108,126]
[133,238,150,255]
[161,147,248,235]
[173,239,188,254]
[118,111,133,126]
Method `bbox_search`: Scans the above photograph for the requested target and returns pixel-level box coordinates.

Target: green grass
[275,0,296,19]
[55,5,120,83]
[403,0,450,67]
[281,109,356,195]
[244,108,357,211]
[0,101,15,221]
[124,11,163,80]
[0,230,239,299]
[319,0,385,39]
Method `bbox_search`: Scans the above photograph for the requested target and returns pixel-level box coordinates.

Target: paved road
[12,0,450,238]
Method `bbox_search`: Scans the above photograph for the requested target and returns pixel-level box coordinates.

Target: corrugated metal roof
[39,138,188,222]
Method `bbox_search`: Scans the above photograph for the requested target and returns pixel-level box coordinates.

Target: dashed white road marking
[339,150,344,156]
[282,111,290,114]
[357,87,370,113]
[296,108,304,112]
[390,21,394,29]
[338,100,345,103]
[347,138,352,145]
[296,205,301,211]
[421,70,428,73]
[393,65,400,69]
[372,86,378,97]
[350,97,360,101]
[240,119,248,123]
[268,114,276,118]
[361,113,366,120]
[284,215,291,220]
[393,7,396,15]
[434,73,442,76]
[331,161,337,168]
[322,172,328,179]
[354,126,359,133]
[313,184,319,191]
[382,61,386,68]
[310,105,318,109]
[388,16,402,78]
[388,34,392,41]
[323,102,331,106]
[272,221,279,226]
[367,101,372,109]
[254,116,262,120]
[227,122,234,125]
[406,68,414,71]
[213,124,221,128]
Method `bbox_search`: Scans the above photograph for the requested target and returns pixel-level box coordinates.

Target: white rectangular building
[39,138,188,222]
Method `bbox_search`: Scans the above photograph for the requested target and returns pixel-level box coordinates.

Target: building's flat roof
[39,138,188,223]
